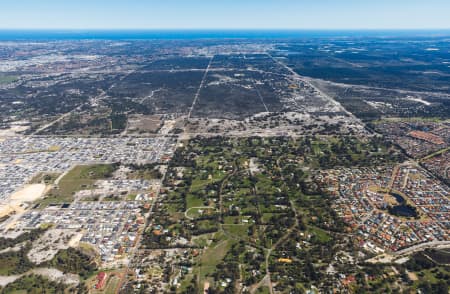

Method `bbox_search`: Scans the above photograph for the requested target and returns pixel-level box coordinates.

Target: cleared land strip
[251,77,269,112]
[188,55,214,119]
[31,103,86,135]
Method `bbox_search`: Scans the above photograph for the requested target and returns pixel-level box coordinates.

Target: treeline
[0,243,34,275]
[0,274,67,294]
[46,248,97,280]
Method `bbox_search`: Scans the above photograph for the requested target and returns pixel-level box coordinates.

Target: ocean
[0,29,449,41]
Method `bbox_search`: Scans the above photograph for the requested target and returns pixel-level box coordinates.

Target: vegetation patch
[46,247,97,280]
[0,244,34,276]
[0,274,69,294]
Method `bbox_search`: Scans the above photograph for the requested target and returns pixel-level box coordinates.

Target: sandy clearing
[28,229,78,264]
[407,271,418,281]
[68,232,84,247]
[0,184,47,226]
[406,96,431,106]
[32,268,79,285]
[204,281,210,293]
[0,242,24,255]
[0,275,21,287]
[159,119,176,134]
[10,184,46,202]
[0,125,29,138]
[0,205,17,218]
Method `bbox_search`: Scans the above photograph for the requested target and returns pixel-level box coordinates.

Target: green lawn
[222,224,250,239]
[309,226,332,243]
[261,213,275,224]
[186,194,205,209]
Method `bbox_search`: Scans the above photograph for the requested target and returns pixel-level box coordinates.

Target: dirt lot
[127,114,163,134]
[27,229,81,264]
[0,184,47,217]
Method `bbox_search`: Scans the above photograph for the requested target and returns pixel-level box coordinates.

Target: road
[393,240,450,256]
[116,165,169,293]
[250,159,299,294]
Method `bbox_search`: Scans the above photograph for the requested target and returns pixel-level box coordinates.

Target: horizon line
[1,28,450,31]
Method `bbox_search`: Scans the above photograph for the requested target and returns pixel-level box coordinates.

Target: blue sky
[1,0,450,29]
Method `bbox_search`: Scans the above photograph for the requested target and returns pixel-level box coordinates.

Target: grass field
[29,172,60,185]
[195,232,235,289]
[37,164,117,207]
[104,275,120,294]
[256,286,271,294]
[309,226,332,243]
[222,224,250,239]
[186,194,206,209]
[192,233,215,248]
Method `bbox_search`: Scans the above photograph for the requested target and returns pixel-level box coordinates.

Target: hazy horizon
[1,28,449,41]
[1,0,450,30]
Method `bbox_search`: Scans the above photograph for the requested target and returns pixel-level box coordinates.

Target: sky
[1,0,450,30]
